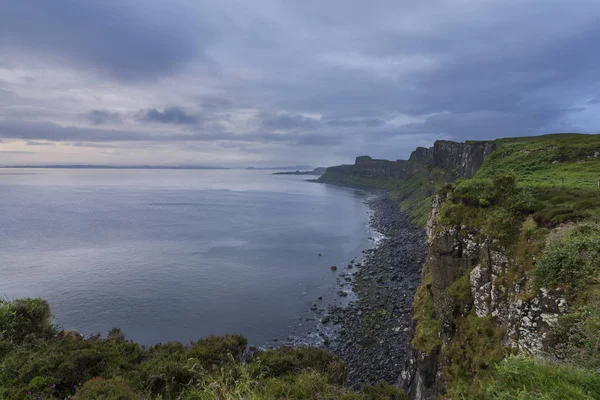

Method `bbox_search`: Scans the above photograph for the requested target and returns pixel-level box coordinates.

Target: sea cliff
[320,134,600,399]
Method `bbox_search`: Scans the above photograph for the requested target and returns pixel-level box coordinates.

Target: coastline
[329,195,426,386]
[270,187,426,388]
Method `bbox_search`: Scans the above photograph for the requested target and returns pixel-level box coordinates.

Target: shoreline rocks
[262,193,426,389]
[330,195,427,387]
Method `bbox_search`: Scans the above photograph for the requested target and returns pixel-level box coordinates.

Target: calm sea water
[0,169,373,345]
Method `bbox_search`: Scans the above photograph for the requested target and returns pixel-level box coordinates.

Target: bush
[361,381,408,400]
[256,347,347,384]
[78,377,141,400]
[189,334,248,369]
[0,298,57,344]
[534,222,600,288]
[553,305,600,370]
[0,332,144,398]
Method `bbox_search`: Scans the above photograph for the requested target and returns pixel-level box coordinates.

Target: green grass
[444,314,509,399]
[486,356,600,400]
[0,298,406,400]
[411,271,442,354]
[534,222,600,289]
[414,134,600,399]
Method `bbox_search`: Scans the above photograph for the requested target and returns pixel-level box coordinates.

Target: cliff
[399,133,600,399]
[320,140,495,184]
[318,140,496,225]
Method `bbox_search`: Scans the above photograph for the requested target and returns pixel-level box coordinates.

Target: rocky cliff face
[318,140,495,186]
[400,195,569,399]
[431,141,497,179]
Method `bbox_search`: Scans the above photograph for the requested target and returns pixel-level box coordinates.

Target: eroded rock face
[402,220,569,400]
[468,242,567,354]
[318,140,496,186]
[432,141,497,179]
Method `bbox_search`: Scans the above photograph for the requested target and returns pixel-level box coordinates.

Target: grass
[534,222,600,289]
[410,271,442,354]
[477,133,600,190]
[486,356,600,400]
[444,314,509,399]
[412,134,600,398]
[0,298,406,400]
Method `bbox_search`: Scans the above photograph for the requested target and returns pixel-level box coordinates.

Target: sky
[1,0,600,167]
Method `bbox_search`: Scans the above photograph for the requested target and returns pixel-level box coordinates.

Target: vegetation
[444,314,508,399]
[486,356,600,400]
[413,134,600,399]
[534,222,600,289]
[0,298,406,400]
[410,271,442,354]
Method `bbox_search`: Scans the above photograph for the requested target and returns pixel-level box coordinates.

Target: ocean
[0,168,374,346]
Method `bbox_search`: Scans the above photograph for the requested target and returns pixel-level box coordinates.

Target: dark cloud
[82,110,123,125]
[2,0,600,164]
[138,107,199,125]
[0,1,209,80]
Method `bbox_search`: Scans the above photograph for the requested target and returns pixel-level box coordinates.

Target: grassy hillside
[412,133,600,399]
[318,168,444,227]
[0,298,405,400]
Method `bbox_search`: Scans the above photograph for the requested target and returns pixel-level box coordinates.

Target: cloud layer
[1,0,599,166]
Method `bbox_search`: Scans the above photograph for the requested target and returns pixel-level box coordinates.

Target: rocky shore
[327,196,426,387]
[265,193,426,388]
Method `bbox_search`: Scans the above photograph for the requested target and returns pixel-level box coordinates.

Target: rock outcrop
[400,196,569,399]
[318,140,496,186]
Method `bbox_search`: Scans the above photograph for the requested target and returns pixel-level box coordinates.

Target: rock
[318,296,323,300]
[311,303,317,311]
[330,265,338,271]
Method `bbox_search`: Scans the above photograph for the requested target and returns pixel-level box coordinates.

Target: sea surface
[0,169,374,346]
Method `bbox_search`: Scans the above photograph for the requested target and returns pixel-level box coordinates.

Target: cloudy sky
[1,0,600,167]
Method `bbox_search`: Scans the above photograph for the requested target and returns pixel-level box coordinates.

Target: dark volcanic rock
[330,196,427,387]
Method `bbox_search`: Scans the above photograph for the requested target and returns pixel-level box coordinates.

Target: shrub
[553,305,600,370]
[256,347,347,384]
[0,332,144,398]
[534,222,600,288]
[189,334,248,369]
[0,298,57,344]
[78,377,141,400]
[361,381,408,400]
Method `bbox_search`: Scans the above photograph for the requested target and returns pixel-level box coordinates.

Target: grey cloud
[25,141,56,146]
[3,0,600,165]
[138,107,199,125]
[0,1,209,80]
[586,97,600,105]
[0,119,345,147]
[0,150,36,154]
[325,118,385,128]
[82,110,123,125]
[261,113,319,131]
